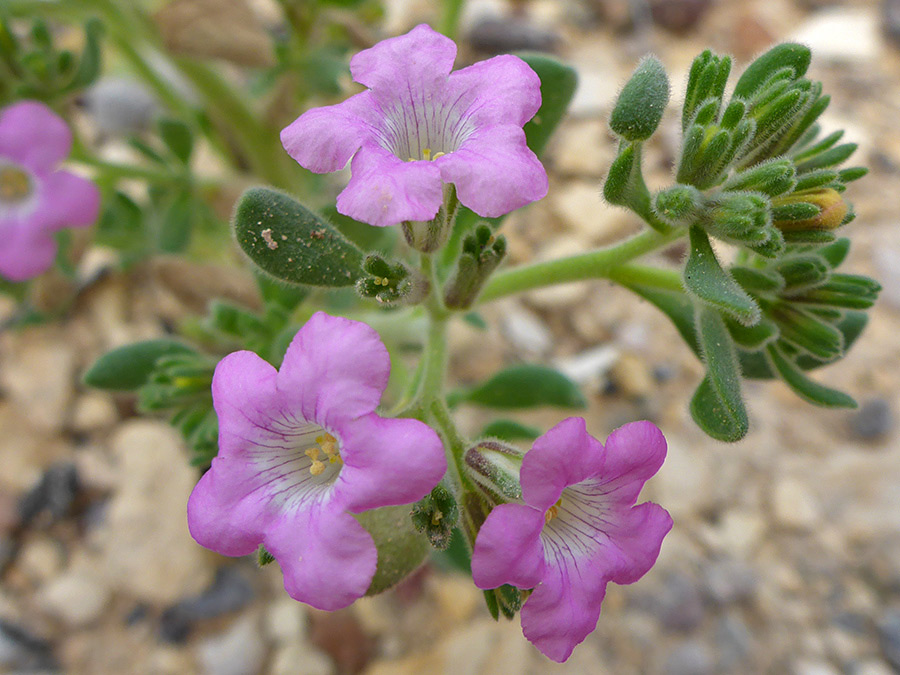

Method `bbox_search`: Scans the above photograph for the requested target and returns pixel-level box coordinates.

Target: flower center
[407,148,447,162]
[545,498,563,523]
[305,433,343,476]
[0,164,32,204]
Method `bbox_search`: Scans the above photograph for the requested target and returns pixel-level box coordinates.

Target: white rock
[792,659,841,675]
[553,344,620,384]
[37,568,111,627]
[772,478,820,531]
[789,8,880,63]
[199,615,267,675]
[551,181,635,246]
[264,599,307,644]
[552,120,615,176]
[70,392,118,433]
[0,326,75,433]
[269,643,332,675]
[94,420,211,602]
[853,660,896,675]
[498,302,553,356]
[17,538,63,583]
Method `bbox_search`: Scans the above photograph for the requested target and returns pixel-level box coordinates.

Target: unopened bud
[772,188,847,231]
[464,441,524,504]
[410,484,459,550]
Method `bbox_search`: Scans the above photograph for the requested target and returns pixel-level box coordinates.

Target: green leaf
[518,52,578,158]
[610,55,669,142]
[766,344,857,408]
[603,143,637,206]
[83,339,197,390]
[454,364,586,410]
[69,17,102,90]
[691,306,749,441]
[683,226,760,325]
[733,43,811,100]
[480,419,543,442]
[158,189,193,253]
[158,117,194,164]
[726,315,779,349]
[233,187,363,287]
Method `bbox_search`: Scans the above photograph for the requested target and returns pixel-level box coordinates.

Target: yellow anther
[0,166,31,203]
[431,151,446,160]
[305,447,320,461]
[545,505,559,523]
[422,148,432,160]
[381,278,390,286]
[309,460,326,476]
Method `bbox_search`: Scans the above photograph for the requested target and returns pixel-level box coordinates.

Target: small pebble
[650,0,712,33]
[18,463,79,527]
[849,398,893,440]
[878,609,900,670]
[467,17,560,54]
[664,640,714,675]
[0,619,58,671]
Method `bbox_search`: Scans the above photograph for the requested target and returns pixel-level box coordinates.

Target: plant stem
[606,263,683,292]
[439,0,466,40]
[479,227,683,303]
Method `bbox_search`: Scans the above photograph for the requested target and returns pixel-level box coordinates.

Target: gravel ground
[2,1,900,673]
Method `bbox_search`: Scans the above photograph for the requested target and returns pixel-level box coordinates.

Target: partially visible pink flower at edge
[280,23,548,228]
[187,312,447,611]
[0,101,100,281]
[471,418,673,663]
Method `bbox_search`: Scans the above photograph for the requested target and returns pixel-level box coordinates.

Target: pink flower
[280,24,548,228]
[471,418,672,662]
[187,312,446,611]
[0,101,100,281]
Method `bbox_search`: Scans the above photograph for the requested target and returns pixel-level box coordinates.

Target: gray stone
[85,78,159,136]
[656,573,705,632]
[199,615,266,675]
[702,559,758,605]
[715,614,754,670]
[649,0,712,33]
[466,16,560,54]
[0,619,57,671]
[849,398,893,440]
[877,609,900,670]
[664,641,714,675]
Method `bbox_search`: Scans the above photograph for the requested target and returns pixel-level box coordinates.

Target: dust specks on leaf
[261,228,278,250]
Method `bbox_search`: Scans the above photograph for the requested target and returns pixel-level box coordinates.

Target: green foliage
[480,419,542,442]
[83,339,197,390]
[0,14,103,103]
[610,55,669,142]
[233,188,364,287]
[683,227,760,325]
[519,53,578,157]
[356,505,432,596]
[451,364,587,410]
[690,306,748,442]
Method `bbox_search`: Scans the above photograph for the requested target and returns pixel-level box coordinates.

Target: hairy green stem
[606,263,684,292]
[479,227,683,303]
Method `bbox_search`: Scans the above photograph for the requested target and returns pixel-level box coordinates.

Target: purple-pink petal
[446,55,542,128]
[598,501,673,585]
[335,413,446,513]
[265,505,377,611]
[0,101,71,173]
[0,218,57,282]
[350,24,456,95]
[471,503,546,591]
[186,459,273,557]
[33,170,100,231]
[596,421,668,505]
[436,125,548,218]
[519,556,608,663]
[278,312,390,426]
[336,144,444,227]
[520,417,604,511]
[280,91,383,173]
[210,350,281,460]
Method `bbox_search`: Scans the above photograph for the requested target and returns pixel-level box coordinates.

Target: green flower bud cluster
[0,14,103,104]
[606,43,877,441]
[138,352,218,464]
[356,254,429,306]
[444,225,507,309]
[411,484,459,550]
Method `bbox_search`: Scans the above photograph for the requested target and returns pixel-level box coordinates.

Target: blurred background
[1,0,899,673]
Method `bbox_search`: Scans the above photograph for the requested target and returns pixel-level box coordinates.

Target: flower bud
[410,484,459,550]
[464,440,524,504]
[356,254,429,306]
[772,188,847,231]
[653,184,702,226]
